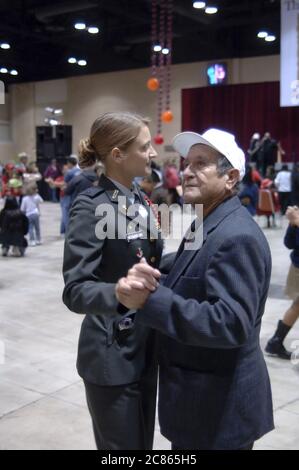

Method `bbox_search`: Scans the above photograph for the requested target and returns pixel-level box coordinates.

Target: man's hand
[115,258,161,309]
[127,258,161,291]
[286,206,299,227]
[116,277,150,309]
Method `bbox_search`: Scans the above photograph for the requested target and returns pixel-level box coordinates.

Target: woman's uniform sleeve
[284,225,298,250]
[62,194,118,316]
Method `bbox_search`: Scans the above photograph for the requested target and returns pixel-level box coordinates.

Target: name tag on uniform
[126,231,145,242]
[138,205,148,219]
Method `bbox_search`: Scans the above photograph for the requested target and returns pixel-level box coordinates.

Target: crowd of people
[0,153,44,256]
[239,162,299,225]
[0,154,105,256]
[247,131,285,176]
[0,152,184,258]
[0,139,299,258]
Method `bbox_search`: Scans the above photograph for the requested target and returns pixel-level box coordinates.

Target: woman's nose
[149,145,158,159]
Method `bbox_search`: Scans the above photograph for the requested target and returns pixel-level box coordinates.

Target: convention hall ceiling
[0,0,280,84]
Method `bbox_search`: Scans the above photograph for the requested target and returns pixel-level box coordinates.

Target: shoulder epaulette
[81,186,106,199]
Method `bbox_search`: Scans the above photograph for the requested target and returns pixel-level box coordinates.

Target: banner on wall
[281,0,299,107]
[0,81,4,104]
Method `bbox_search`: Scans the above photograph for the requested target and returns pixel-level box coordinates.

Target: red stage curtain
[182,82,299,162]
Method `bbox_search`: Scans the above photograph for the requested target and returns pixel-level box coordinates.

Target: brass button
[150,256,156,263]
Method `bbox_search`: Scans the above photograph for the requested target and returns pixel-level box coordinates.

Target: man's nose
[183,164,193,179]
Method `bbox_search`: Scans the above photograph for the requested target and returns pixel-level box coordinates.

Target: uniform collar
[106,176,135,202]
[99,174,139,204]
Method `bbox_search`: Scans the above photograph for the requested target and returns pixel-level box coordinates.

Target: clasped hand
[116,258,161,309]
[286,206,299,227]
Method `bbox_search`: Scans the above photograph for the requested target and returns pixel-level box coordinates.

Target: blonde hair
[78,112,150,169]
[25,183,38,196]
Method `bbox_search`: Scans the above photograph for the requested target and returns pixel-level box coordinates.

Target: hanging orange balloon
[147,77,160,91]
[161,110,174,123]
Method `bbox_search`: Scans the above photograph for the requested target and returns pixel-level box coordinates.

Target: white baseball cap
[172,128,245,180]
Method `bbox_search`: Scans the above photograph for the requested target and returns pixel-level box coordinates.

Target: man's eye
[195,161,206,168]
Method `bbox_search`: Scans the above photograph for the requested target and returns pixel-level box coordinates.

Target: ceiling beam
[31,0,99,23]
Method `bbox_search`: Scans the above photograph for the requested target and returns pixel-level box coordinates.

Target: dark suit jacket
[62,174,163,386]
[136,196,274,449]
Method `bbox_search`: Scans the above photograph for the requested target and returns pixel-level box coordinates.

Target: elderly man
[116,129,274,450]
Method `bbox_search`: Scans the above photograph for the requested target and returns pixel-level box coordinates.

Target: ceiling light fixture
[74,22,86,30]
[153,44,162,52]
[46,119,60,126]
[67,57,88,67]
[265,35,276,42]
[88,27,99,34]
[257,31,268,39]
[10,70,18,75]
[162,47,170,55]
[0,43,10,50]
[205,6,218,14]
[0,68,8,74]
[44,107,64,126]
[193,1,206,8]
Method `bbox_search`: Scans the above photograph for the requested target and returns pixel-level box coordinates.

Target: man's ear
[225,169,239,190]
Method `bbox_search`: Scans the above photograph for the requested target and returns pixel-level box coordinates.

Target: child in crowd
[20,184,43,246]
[0,196,28,257]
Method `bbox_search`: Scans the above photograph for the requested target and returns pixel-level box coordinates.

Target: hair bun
[78,138,97,169]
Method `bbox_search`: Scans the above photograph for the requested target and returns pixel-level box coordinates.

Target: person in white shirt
[275,164,292,215]
[21,184,43,246]
[23,162,42,192]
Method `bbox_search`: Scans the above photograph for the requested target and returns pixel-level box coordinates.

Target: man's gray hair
[216,154,240,193]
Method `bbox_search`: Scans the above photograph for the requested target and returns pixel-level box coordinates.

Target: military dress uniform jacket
[62,174,163,386]
[136,196,274,449]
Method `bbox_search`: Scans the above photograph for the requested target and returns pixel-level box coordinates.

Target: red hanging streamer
[149,0,174,144]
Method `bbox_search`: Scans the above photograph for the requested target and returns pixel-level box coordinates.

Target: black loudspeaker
[36,126,54,159]
[36,125,73,160]
[55,125,72,157]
